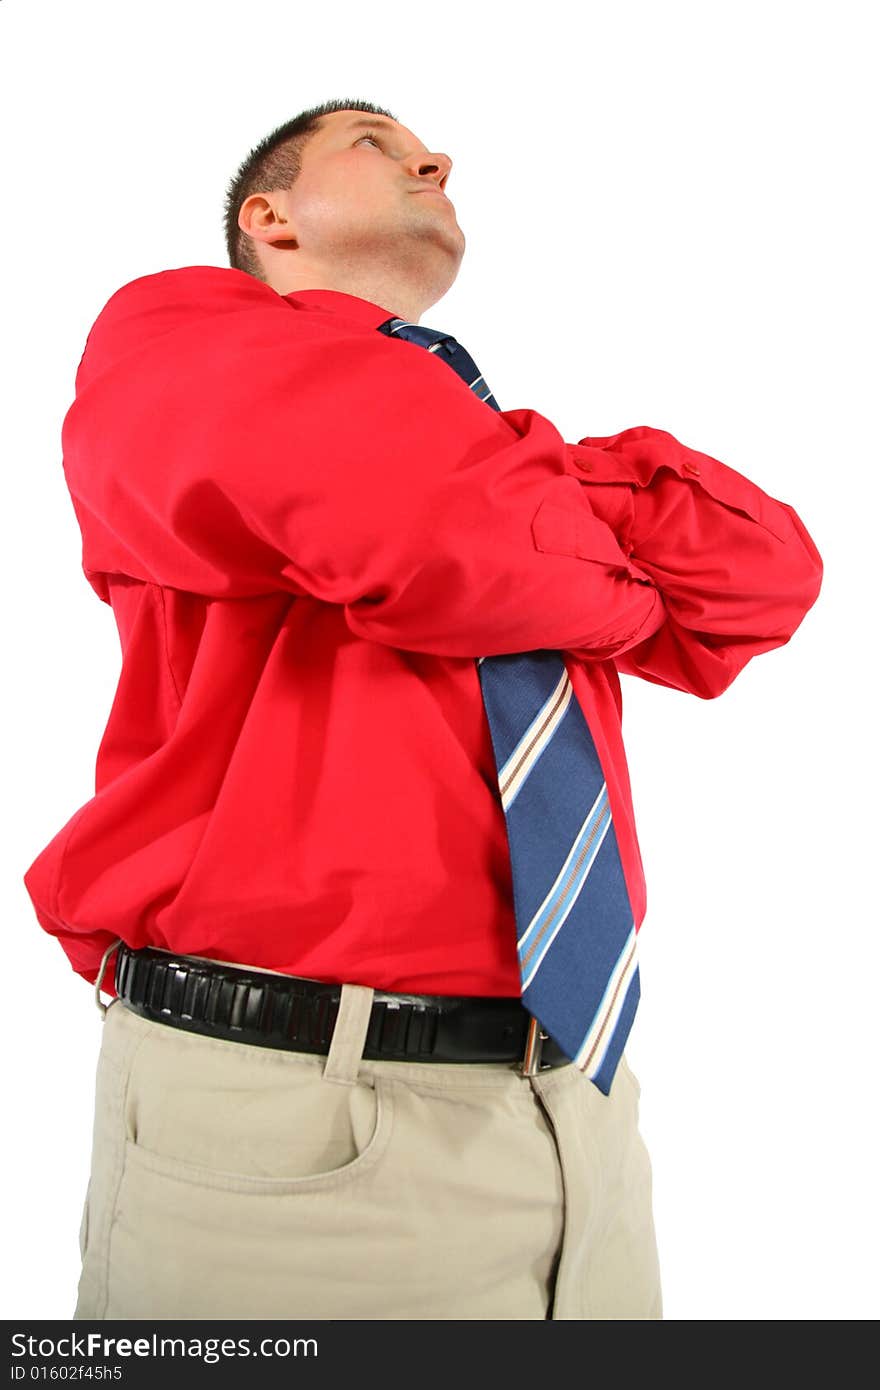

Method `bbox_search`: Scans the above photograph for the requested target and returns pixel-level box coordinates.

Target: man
[23,97,823,1320]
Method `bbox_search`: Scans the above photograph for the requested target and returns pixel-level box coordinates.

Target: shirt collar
[281,287,399,331]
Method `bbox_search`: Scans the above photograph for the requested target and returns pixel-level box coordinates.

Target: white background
[2,0,876,1321]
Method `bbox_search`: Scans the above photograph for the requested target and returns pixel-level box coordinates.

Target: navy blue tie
[376,317,639,1092]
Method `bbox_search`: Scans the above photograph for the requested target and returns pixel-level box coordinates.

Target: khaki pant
[74,982,662,1320]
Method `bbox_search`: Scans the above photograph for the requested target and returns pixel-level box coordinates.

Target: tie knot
[376,315,500,412]
[380,319,457,354]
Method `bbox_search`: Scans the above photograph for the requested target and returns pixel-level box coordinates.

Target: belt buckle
[521,1016,549,1076]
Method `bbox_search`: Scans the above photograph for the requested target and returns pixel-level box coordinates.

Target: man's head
[223,97,465,322]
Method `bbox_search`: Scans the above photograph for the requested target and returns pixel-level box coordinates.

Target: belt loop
[94,937,125,1021]
[522,1016,549,1076]
[322,983,375,1086]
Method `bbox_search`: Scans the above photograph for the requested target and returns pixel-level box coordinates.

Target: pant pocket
[121,1017,393,1189]
[617,1051,642,1098]
[103,1075,395,1319]
[121,1071,393,1194]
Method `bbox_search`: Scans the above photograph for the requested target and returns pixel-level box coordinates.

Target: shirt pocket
[674,455,795,543]
[531,475,643,570]
[571,434,796,544]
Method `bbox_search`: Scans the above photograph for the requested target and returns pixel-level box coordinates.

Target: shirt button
[682,461,701,475]
[575,456,593,472]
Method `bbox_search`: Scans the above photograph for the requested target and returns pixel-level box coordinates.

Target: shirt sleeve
[62,269,666,661]
[563,427,824,697]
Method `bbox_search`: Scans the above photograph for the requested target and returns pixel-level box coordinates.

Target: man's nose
[410,150,452,185]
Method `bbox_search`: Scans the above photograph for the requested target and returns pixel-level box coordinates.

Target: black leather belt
[114,944,569,1074]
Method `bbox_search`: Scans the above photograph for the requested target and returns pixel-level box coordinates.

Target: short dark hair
[222,97,398,283]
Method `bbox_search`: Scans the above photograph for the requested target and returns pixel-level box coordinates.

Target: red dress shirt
[22,266,824,1000]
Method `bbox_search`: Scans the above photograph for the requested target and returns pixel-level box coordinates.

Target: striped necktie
[376,316,639,1094]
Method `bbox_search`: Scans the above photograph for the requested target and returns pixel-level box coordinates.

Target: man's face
[261,109,465,276]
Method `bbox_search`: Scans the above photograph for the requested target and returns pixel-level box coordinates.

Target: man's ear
[239,193,299,252]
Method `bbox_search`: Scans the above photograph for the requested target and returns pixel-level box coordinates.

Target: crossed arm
[63,268,823,695]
